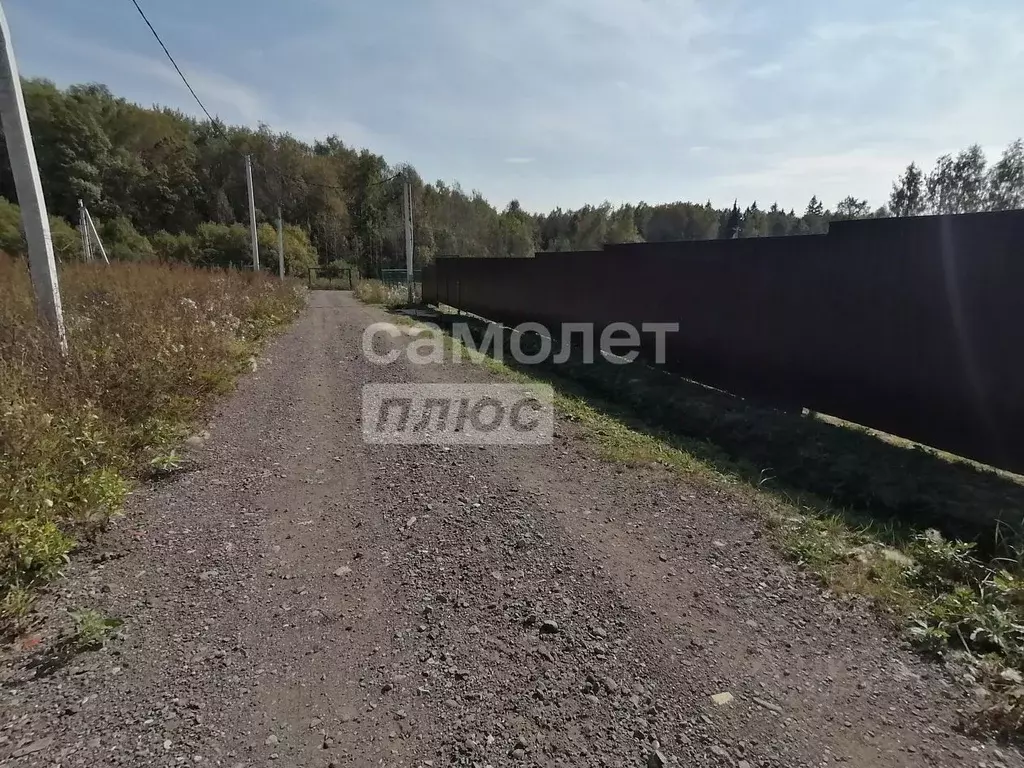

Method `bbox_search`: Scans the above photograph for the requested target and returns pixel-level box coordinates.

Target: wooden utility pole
[0,2,67,353]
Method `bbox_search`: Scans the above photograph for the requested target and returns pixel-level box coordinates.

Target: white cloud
[696,3,1024,210]
[138,55,266,124]
[7,0,1024,213]
[12,12,267,125]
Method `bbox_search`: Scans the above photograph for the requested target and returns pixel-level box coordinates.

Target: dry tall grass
[354,278,416,307]
[0,255,304,632]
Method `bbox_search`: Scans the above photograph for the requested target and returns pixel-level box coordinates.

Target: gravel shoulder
[2,290,1020,768]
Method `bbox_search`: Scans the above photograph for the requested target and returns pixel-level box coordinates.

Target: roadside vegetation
[0,253,304,636]
[395,311,1024,739]
[354,278,417,307]
[0,198,318,275]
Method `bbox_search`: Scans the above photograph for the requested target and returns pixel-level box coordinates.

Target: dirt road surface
[2,292,1020,767]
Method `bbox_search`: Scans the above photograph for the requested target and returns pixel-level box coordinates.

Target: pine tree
[719,200,742,239]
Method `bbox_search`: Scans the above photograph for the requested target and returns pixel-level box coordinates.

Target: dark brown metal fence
[423,210,1024,473]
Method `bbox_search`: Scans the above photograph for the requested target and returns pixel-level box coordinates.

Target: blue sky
[6,1,1024,213]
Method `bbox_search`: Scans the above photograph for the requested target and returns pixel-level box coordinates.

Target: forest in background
[1,79,1022,275]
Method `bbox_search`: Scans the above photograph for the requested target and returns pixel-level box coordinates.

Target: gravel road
[2,291,1020,768]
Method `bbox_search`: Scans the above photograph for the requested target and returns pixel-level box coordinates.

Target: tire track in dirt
[2,291,1020,768]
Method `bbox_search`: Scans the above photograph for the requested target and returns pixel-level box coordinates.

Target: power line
[129,1,404,207]
[129,0,216,124]
[369,172,404,189]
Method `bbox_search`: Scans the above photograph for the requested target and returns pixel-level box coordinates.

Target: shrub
[98,216,155,261]
[49,215,82,261]
[0,196,317,273]
[0,198,81,262]
[283,225,318,276]
[0,517,74,588]
[355,278,410,306]
[194,221,250,267]
[151,230,199,263]
[0,197,24,255]
[253,223,319,276]
[0,254,305,632]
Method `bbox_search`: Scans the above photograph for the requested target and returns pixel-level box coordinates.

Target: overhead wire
[129,0,216,125]
[130,0,414,272]
[130,0,405,194]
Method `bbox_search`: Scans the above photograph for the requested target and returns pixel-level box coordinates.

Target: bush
[354,278,410,306]
[151,230,199,263]
[257,223,277,270]
[194,221,250,267]
[49,215,82,261]
[98,216,155,261]
[0,254,305,632]
[254,223,320,276]
[0,196,319,272]
[0,198,82,262]
[283,225,318,276]
[0,197,24,255]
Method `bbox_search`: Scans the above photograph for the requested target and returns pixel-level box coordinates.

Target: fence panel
[427,210,1024,473]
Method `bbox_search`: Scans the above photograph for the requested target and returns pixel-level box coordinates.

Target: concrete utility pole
[403,177,414,304]
[78,199,93,263]
[245,154,259,271]
[0,2,67,353]
[276,206,285,279]
[84,207,109,264]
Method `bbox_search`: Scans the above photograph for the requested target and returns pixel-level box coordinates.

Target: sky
[6,0,1024,214]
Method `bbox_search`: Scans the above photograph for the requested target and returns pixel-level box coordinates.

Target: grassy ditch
[0,255,304,635]
[394,309,1024,739]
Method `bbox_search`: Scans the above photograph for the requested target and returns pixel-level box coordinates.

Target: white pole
[78,198,92,263]
[277,206,284,279]
[403,178,414,304]
[0,3,67,354]
[245,154,259,271]
[84,207,109,264]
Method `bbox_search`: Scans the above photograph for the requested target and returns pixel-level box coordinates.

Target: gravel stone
[1,293,1016,768]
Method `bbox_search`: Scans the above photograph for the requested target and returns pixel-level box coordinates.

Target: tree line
[0,79,1021,274]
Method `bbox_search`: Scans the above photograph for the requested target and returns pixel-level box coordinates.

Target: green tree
[926,145,987,214]
[282,225,319,275]
[151,230,199,263]
[194,222,250,267]
[802,196,827,234]
[719,201,741,239]
[767,203,790,237]
[98,217,155,261]
[7,76,1018,273]
[889,162,926,217]
[740,201,767,237]
[986,140,1024,211]
[606,206,643,244]
[833,197,871,221]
